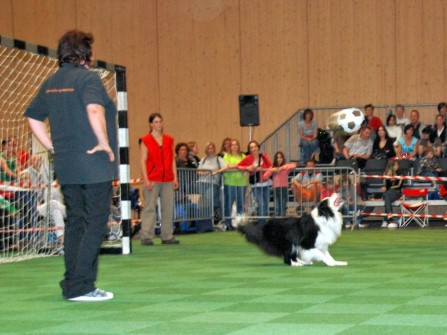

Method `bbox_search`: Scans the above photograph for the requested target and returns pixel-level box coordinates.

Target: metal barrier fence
[218,166,358,229]
[260,103,438,163]
[172,168,216,233]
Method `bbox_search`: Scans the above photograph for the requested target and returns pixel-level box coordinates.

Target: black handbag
[249,171,261,185]
[248,154,263,184]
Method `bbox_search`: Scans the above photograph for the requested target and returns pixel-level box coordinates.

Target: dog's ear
[318,198,329,210]
[317,198,335,219]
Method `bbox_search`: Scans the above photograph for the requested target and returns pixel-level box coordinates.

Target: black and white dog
[237,193,347,267]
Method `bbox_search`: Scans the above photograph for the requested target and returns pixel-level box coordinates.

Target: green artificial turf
[1,229,447,334]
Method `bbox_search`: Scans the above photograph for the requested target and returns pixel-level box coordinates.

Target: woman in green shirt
[215,139,247,230]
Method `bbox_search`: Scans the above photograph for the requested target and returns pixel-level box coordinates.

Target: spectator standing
[263,151,296,216]
[298,109,320,164]
[197,142,226,222]
[176,142,198,198]
[187,141,200,168]
[237,140,272,224]
[140,113,179,246]
[218,137,232,158]
[215,139,246,230]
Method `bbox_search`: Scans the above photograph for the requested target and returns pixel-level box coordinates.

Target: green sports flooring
[1,228,447,335]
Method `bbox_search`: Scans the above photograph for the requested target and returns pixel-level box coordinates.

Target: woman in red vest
[140,113,180,246]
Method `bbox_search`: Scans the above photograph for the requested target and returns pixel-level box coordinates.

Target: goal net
[0,37,125,263]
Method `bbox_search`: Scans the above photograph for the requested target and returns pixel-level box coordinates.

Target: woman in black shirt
[371,126,396,160]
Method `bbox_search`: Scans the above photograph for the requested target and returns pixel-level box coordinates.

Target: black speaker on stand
[239,94,259,141]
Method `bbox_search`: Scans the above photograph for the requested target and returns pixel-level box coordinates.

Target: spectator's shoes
[141,238,154,246]
[162,238,180,245]
[387,222,398,229]
[68,289,113,302]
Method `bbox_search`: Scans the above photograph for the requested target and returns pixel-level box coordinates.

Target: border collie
[237,193,347,267]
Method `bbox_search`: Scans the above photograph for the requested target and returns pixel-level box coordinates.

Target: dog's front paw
[326,260,348,266]
[290,260,304,267]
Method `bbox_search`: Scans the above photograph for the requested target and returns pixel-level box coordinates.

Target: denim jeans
[59,182,113,299]
[223,185,246,228]
[300,139,319,162]
[252,185,270,224]
[273,187,288,216]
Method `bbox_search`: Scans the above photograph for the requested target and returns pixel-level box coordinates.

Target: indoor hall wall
[1,0,447,180]
[0,0,159,181]
[307,0,397,106]
[239,0,309,144]
[395,0,447,105]
[156,0,243,148]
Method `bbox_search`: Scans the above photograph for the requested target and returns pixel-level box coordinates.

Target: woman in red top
[264,151,296,216]
[237,140,272,224]
[140,113,179,246]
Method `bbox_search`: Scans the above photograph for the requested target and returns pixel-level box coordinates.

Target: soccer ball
[328,108,365,134]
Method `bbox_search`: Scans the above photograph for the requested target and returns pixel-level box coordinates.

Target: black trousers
[59,182,112,299]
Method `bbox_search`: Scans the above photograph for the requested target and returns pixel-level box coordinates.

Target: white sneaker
[381,221,388,228]
[68,289,114,302]
[345,223,352,229]
[387,222,398,229]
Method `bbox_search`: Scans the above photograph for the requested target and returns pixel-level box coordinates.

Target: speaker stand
[248,126,253,142]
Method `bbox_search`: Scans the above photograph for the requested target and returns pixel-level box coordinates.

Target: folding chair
[400,188,429,228]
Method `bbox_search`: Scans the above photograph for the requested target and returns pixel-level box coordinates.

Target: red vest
[141,133,175,182]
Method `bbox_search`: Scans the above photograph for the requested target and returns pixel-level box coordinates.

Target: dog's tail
[238,220,288,258]
[237,221,264,246]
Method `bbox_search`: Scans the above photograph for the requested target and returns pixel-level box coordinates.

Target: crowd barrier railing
[218,166,358,229]
[172,168,216,232]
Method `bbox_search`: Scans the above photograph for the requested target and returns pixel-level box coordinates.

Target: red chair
[400,188,429,228]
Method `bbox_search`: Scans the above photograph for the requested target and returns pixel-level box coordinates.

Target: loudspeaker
[239,95,259,126]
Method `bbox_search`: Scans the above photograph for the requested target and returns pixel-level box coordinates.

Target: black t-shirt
[24,63,118,184]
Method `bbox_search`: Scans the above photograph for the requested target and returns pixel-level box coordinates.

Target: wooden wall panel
[395,0,424,104]
[2,0,447,178]
[239,0,309,144]
[76,0,115,61]
[110,0,159,173]
[308,0,396,111]
[10,0,77,47]
[395,0,446,106]
[0,0,13,36]
[157,0,241,151]
[76,0,160,176]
